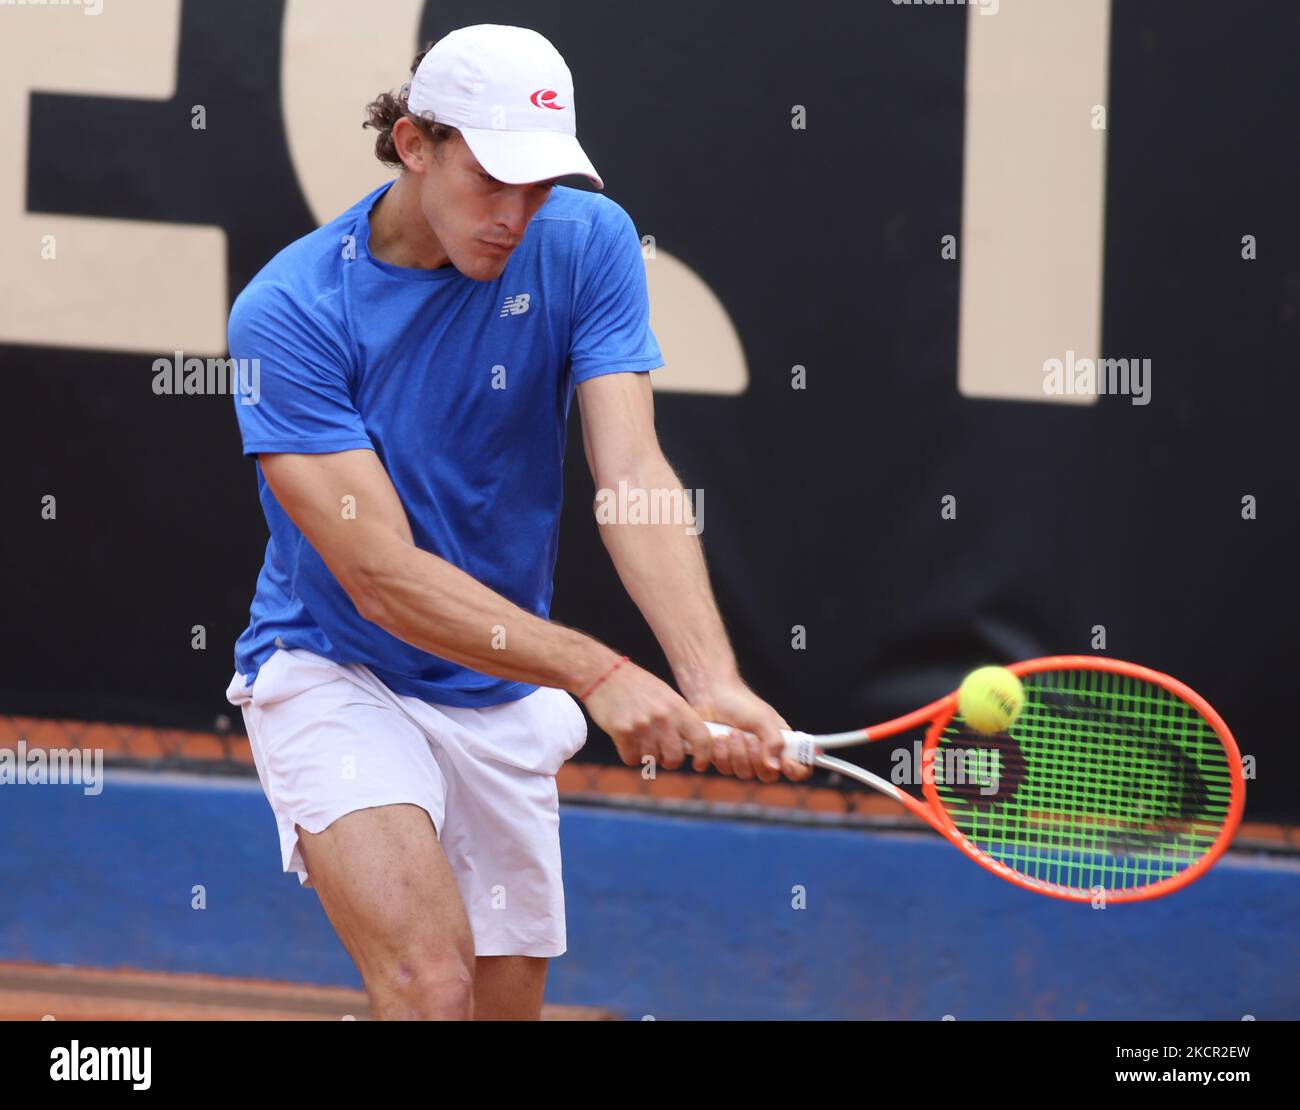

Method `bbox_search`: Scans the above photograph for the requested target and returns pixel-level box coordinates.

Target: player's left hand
[684,680,813,784]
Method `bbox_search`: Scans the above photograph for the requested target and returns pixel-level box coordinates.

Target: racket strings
[933,669,1233,894]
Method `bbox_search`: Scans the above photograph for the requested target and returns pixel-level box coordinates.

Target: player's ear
[392,117,428,172]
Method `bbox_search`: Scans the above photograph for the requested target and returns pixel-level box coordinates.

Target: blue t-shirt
[228,180,663,706]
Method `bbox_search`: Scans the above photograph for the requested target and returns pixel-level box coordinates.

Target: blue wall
[3,772,1296,1020]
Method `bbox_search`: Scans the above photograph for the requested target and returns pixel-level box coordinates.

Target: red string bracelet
[579,655,629,701]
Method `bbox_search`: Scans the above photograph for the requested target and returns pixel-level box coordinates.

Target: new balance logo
[500,293,532,317]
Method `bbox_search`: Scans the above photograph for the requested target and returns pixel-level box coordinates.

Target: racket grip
[703,721,818,766]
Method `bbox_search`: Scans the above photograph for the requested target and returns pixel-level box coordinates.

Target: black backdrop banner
[3,1,1296,820]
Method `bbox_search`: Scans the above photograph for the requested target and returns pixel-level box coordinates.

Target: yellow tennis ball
[958,666,1024,735]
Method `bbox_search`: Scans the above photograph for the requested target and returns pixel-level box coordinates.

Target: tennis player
[223,24,808,1021]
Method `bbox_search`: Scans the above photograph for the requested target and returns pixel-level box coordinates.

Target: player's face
[420,134,558,281]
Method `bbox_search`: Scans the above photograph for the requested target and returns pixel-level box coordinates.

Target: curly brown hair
[363,42,458,168]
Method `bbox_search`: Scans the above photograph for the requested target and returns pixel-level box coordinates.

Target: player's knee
[371,952,475,1020]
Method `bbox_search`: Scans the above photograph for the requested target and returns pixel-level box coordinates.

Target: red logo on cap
[530,89,566,110]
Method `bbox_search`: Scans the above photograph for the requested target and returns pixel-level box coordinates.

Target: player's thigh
[296,802,474,981]
[474,955,549,1020]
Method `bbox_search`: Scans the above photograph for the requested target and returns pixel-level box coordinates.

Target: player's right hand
[579,660,718,774]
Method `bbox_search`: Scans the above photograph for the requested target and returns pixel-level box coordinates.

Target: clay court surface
[0,962,612,1021]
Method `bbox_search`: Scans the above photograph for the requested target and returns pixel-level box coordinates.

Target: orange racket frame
[705,655,1245,903]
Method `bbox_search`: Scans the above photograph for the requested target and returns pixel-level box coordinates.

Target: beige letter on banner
[958,0,1112,404]
[0,1,227,354]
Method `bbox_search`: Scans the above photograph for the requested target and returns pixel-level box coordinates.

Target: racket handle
[703,721,819,766]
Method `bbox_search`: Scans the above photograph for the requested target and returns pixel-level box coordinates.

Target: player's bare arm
[258,446,726,777]
[575,371,812,784]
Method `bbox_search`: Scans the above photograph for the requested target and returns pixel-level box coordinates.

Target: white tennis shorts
[224,647,589,957]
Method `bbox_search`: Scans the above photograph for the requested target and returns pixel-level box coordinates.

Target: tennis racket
[702,655,1245,903]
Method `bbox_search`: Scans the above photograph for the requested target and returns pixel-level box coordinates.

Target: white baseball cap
[407,25,604,190]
